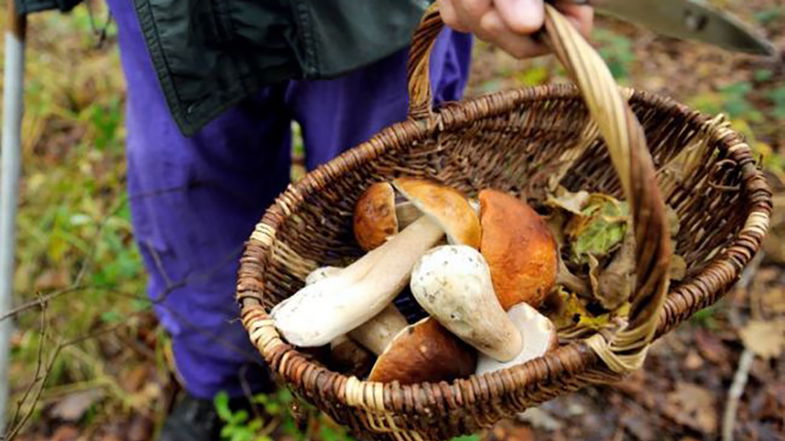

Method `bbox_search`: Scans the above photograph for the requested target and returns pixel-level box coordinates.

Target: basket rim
[237,83,772,415]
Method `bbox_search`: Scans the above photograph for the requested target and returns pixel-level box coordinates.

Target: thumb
[494,0,546,34]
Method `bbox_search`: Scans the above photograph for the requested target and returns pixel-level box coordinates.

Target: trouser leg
[108,0,291,398]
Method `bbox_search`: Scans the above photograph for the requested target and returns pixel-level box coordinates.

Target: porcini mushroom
[271,180,480,347]
[392,177,481,249]
[475,302,557,375]
[410,245,522,362]
[347,304,407,355]
[368,317,477,384]
[304,266,408,355]
[305,266,341,285]
[353,182,422,251]
[479,189,559,309]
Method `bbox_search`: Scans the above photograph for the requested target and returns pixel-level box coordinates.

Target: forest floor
[4,1,785,440]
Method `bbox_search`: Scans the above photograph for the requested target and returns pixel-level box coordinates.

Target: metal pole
[0,0,27,434]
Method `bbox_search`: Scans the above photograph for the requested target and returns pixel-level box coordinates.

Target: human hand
[438,0,593,58]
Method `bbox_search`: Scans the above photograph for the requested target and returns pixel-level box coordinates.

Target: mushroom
[410,245,522,362]
[478,189,559,309]
[475,302,557,375]
[271,179,480,347]
[347,304,408,355]
[392,177,481,248]
[368,317,477,384]
[304,266,408,357]
[353,182,422,251]
[305,266,341,285]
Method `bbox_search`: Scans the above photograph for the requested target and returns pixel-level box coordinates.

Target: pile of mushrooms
[271,178,560,384]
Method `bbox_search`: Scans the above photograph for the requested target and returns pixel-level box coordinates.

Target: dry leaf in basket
[546,187,687,314]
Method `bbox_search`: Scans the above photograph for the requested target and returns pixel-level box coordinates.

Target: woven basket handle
[407,3,672,373]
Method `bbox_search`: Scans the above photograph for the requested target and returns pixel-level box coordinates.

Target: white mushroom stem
[411,245,523,362]
[475,302,557,375]
[305,266,342,285]
[305,267,407,354]
[348,305,407,355]
[272,216,444,347]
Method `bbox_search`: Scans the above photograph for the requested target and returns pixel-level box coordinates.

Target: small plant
[213,388,485,441]
[592,28,635,81]
[214,391,269,441]
[767,86,785,119]
[214,389,358,441]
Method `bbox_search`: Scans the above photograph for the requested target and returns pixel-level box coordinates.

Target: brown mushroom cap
[393,178,481,248]
[354,182,398,251]
[479,189,558,309]
[368,317,477,384]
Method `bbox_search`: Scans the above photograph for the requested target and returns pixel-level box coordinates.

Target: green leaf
[566,195,628,265]
[754,69,774,82]
[232,410,249,425]
[450,435,481,441]
[768,86,785,119]
[754,8,782,24]
[221,425,234,438]
[214,391,233,422]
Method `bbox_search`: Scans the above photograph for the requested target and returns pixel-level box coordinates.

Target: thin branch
[3,320,133,440]
[722,349,754,441]
[4,302,49,441]
[722,251,764,441]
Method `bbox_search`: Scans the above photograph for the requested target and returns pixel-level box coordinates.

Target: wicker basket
[236,5,772,441]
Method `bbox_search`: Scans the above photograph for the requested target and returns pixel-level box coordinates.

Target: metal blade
[591,0,776,55]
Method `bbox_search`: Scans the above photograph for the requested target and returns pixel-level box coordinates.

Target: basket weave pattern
[236,6,771,441]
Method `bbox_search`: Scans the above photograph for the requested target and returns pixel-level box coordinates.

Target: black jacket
[16,0,430,135]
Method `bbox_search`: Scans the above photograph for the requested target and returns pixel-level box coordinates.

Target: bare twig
[722,251,764,441]
[722,349,754,441]
[4,319,134,440]
[4,302,48,441]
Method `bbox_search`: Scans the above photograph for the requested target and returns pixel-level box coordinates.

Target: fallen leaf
[566,194,629,265]
[695,329,731,366]
[550,288,621,332]
[120,365,149,393]
[621,413,655,441]
[739,320,785,359]
[665,382,717,434]
[684,350,704,370]
[49,389,103,422]
[516,408,563,431]
[589,230,635,310]
[759,287,785,315]
[484,419,535,441]
[50,425,79,441]
[669,254,687,281]
[545,187,591,215]
[128,414,154,441]
[33,268,70,291]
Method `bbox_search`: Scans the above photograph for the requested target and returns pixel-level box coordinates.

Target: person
[96,1,592,440]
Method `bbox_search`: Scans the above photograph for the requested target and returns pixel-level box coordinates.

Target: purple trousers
[108,0,473,398]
